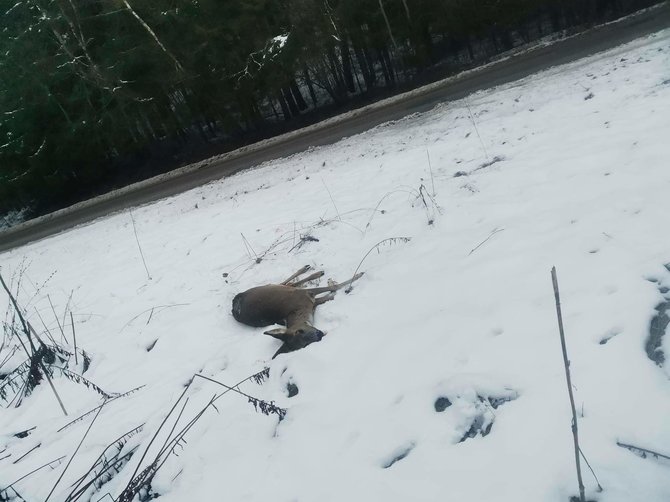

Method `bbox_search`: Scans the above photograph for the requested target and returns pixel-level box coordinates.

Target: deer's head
[264,323,326,358]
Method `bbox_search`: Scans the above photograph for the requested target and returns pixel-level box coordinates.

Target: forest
[0,0,660,220]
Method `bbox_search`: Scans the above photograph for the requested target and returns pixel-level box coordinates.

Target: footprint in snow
[433,389,518,443]
[381,441,416,469]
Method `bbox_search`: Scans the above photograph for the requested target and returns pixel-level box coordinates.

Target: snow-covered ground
[1,29,670,502]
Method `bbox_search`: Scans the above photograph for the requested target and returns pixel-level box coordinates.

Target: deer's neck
[286,309,314,329]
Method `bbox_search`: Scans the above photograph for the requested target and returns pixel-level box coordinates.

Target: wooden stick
[551,267,586,502]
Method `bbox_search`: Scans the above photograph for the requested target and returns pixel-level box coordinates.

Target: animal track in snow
[433,384,518,443]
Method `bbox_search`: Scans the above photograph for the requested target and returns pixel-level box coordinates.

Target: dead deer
[232,265,364,358]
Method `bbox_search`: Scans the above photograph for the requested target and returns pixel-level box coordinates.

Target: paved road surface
[1,3,669,253]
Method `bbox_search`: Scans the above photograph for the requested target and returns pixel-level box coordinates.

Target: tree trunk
[363,47,377,85]
[303,66,319,107]
[326,51,346,99]
[289,80,308,111]
[340,39,356,93]
[276,91,292,120]
[354,45,374,91]
[282,87,300,117]
[378,0,398,50]
[381,48,396,85]
[269,98,281,121]
[378,48,394,86]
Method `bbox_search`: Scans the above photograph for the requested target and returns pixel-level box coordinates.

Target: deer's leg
[281,265,311,285]
[291,271,324,287]
[314,292,336,305]
[305,272,364,294]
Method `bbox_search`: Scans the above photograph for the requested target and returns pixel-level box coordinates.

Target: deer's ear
[264,328,289,341]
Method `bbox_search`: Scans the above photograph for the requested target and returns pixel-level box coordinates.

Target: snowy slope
[1,29,670,502]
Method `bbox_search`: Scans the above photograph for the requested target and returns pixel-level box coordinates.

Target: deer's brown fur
[232,266,363,358]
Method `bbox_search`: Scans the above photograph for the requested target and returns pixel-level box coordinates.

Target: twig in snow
[48,294,69,344]
[466,102,489,160]
[345,237,411,293]
[65,425,144,502]
[117,367,273,501]
[551,267,586,502]
[365,189,410,231]
[34,307,59,347]
[126,383,192,485]
[321,177,341,221]
[51,366,117,399]
[70,312,78,365]
[426,150,436,196]
[57,385,144,432]
[417,184,442,225]
[194,373,286,419]
[287,234,320,253]
[129,210,152,281]
[67,447,138,502]
[579,447,603,492]
[44,400,106,502]
[240,233,261,263]
[2,456,66,495]
[61,289,74,336]
[0,344,20,373]
[12,443,41,464]
[616,441,670,462]
[0,273,68,416]
[121,304,189,331]
[468,228,504,256]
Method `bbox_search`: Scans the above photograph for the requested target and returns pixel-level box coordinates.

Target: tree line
[0,0,659,220]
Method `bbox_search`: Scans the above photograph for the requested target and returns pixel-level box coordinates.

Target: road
[1,3,669,253]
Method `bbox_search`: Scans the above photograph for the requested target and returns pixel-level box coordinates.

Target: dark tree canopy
[0,0,659,220]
